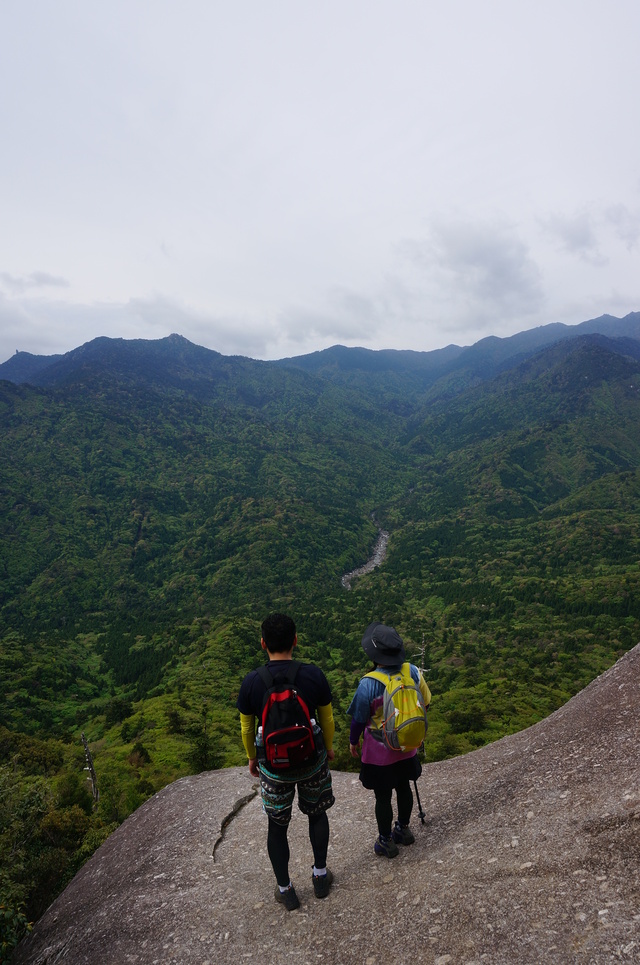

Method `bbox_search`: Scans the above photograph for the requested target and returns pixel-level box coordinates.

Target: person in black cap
[347,622,431,857]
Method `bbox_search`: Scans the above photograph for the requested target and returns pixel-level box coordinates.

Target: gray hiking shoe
[374,834,399,858]
[274,884,300,911]
[392,821,415,845]
[312,868,334,898]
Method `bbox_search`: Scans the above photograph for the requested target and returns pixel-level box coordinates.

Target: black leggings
[374,779,413,838]
[267,812,330,887]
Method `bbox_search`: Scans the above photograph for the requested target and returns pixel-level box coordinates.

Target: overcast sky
[1,1,639,364]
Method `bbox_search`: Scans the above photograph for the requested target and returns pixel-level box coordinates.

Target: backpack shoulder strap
[283,659,303,684]
[365,668,391,684]
[257,660,303,688]
[256,665,274,689]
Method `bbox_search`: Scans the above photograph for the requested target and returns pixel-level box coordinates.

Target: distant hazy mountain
[0,349,63,383]
[277,311,640,400]
[2,312,639,403]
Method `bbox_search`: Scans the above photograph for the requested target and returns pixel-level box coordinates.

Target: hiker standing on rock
[237,613,336,910]
[347,622,431,857]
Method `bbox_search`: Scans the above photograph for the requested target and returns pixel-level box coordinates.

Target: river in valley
[341,527,389,590]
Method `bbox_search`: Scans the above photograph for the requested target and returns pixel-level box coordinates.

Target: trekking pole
[414,779,426,824]
[414,637,428,826]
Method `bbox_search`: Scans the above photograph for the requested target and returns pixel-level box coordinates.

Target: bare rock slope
[13,644,640,965]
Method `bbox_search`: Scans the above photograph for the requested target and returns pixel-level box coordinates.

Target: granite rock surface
[12,644,640,965]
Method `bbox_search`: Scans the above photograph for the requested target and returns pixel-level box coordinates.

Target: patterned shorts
[258,752,335,825]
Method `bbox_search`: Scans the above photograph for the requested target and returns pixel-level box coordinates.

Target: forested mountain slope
[276,310,640,402]
[1,317,639,947]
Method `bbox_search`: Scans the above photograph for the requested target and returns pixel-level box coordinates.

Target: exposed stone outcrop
[13,644,640,965]
[341,527,389,589]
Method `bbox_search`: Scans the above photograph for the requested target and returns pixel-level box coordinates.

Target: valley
[1,311,639,943]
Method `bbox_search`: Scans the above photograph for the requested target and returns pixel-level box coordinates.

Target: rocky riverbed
[341,527,389,589]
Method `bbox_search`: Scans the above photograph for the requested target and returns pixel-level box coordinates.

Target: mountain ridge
[3,312,639,401]
[1,310,639,952]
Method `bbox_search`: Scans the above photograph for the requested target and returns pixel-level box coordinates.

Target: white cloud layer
[0,0,638,363]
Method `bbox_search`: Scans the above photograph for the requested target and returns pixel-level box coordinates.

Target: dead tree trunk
[81,732,99,807]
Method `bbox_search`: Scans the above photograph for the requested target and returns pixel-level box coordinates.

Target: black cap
[361,622,406,666]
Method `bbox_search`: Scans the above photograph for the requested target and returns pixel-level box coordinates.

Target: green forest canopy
[1,326,639,946]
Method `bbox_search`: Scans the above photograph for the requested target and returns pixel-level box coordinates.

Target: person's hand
[248,757,259,777]
[326,748,335,761]
[349,742,360,759]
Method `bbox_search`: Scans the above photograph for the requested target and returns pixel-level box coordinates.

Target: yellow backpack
[366,662,428,751]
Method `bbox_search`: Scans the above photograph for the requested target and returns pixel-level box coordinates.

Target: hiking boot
[374,834,399,858]
[312,868,334,898]
[274,884,300,911]
[392,821,415,846]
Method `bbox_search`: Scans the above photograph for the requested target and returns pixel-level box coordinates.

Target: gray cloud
[0,293,73,359]
[123,296,274,359]
[542,211,607,265]
[0,296,30,352]
[0,4,638,362]
[0,294,273,364]
[0,271,69,294]
[399,220,544,323]
[542,203,640,265]
[604,204,640,250]
[277,301,373,351]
